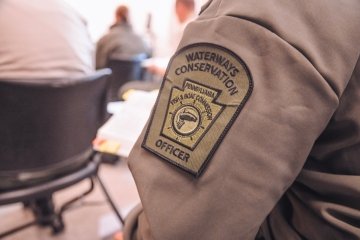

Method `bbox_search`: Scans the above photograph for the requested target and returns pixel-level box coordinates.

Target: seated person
[0,0,96,224]
[96,5,150,69]
[0,0,94,83]
[146,0,196,79]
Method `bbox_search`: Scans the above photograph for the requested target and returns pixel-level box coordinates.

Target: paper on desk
[96,90,158,157]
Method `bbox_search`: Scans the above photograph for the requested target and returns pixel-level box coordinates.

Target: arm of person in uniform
[123,1,360,239]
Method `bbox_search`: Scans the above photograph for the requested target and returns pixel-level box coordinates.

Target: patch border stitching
[142,42,254,177]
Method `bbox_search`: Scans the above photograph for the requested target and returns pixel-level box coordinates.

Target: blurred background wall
[63,0,207,43]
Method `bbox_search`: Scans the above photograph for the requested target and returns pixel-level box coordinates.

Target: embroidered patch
[142,43,253,177]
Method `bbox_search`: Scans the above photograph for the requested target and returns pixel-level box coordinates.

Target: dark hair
[115,5,129,23]
[176,0,195,10]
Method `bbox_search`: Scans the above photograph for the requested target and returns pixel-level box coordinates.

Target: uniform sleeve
[124,1,360,239]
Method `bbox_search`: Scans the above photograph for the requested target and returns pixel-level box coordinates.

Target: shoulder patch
[142,43,253,177]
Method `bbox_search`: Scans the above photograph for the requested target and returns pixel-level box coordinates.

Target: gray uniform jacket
[124,0,360,239]
[96,23,150,69]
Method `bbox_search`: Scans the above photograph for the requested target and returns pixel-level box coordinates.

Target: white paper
[96,90,158,157]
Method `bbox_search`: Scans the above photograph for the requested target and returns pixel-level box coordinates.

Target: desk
[93,90,158,157]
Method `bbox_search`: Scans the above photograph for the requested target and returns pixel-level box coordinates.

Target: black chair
[107,55,146,101]
[0,69,124,238]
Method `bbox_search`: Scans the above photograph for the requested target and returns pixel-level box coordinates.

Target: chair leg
[31,196,55,226]
[0,174,122,238]
[31,196,64,234]
[59,178,95,215]
[0,195,65,238]
[0,220,37,239]
[95,174,125,225]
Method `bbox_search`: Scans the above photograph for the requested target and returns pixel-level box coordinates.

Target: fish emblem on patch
[143,43,253,177]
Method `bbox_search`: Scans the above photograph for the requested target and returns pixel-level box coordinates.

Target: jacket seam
[196,13,340,98]
[226,14,340,97]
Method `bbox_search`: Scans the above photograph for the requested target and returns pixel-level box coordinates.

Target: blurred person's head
[115,5,129,24]
[175,0,195,23]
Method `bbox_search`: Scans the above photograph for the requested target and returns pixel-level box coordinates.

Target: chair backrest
[0,69,111,190]
[107,58,144,101]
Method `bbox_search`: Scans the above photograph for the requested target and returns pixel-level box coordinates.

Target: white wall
[63,0,148,42]
[63,0,208,43]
